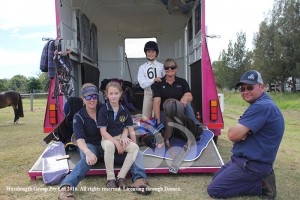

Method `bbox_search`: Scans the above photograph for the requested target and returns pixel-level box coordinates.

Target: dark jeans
[60,143,147,188]
[207,155,273,198]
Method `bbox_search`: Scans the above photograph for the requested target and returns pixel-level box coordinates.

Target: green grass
[224,91,300,111]
[0,93,299,200]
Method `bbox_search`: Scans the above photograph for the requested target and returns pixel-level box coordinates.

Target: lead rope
[125,53,133,83]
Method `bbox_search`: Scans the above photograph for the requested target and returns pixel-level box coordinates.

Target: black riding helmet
[144,41,159,55]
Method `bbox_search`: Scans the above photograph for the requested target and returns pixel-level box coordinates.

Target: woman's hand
[85,151,97,166]
[180,97,189,107]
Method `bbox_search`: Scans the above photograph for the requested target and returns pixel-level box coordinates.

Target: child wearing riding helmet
[137,41,165,119]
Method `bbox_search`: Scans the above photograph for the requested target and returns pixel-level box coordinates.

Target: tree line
[0,73,49,93]
[213,0,299,92]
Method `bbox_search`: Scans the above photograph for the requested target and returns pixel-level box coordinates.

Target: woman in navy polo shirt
[58,83,102,199]
[98,81,139,189]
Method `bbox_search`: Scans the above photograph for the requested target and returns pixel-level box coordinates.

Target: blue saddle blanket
[143,129,214,161]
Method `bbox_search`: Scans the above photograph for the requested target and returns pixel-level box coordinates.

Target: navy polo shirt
[232,92,284,164]
[73,105,102,145]
[97,102,133,137]
[151,76,191,110]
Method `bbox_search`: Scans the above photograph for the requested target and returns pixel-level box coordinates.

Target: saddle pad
[143,129,214,161]
[42,141,69,185]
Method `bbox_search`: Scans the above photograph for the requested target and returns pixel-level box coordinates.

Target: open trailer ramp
[143,139,223,174]
[28,138,223,181]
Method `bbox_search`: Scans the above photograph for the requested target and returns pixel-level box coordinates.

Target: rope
[125,53,133,82]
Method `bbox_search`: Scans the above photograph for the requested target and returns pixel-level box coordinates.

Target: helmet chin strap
[146,54,157,62]
[147,58,155,62]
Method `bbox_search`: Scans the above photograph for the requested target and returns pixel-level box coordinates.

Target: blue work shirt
[232,92,284,164]
[97,102,133,137]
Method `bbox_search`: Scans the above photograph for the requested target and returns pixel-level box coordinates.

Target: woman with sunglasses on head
[97,81,139,189]
[207,70,284,199]
[150,58,201,147]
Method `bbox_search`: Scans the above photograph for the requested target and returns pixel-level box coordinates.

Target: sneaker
[58,185,75,200]
[117,178,127,190]
[129,178,152,195]
[262,170,276,199]
[106,179,118,188]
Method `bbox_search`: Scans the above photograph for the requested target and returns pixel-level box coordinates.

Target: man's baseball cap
[236,70,264,87]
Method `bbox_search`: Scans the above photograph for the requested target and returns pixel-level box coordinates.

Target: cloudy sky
[206,0,274,61]
[0,0,274,79]
[0,0,56,79]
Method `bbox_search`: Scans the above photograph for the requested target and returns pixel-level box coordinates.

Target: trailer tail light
[210,100,218,121]
[49,104,57,125]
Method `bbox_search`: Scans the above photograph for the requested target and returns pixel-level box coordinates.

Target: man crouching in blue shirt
[207,70,284,199]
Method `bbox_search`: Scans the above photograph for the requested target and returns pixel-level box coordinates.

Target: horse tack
[0,91,24,123]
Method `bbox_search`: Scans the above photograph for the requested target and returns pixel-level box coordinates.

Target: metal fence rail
[19,92,224,113]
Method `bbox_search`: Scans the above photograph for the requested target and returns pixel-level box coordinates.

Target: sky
[0,0,274,79]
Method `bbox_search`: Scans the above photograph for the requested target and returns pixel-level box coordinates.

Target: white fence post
[218,93,224,112]
[20,93,47,112]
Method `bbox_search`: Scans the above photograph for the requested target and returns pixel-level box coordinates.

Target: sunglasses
[164,66,177,70]
[240,85,254,92]
[84,94,98,101]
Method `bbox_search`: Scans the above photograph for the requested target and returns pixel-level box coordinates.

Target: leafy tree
[39,72,50,92]
[26,77,42,93]
[253,20,283,88]
[7,75,28,92]
[213,47,236,89]
[213,32,252,90]
[0,79,9,91]
[213,58,228,89]
[275,0,300,92]
[253,0,299,92]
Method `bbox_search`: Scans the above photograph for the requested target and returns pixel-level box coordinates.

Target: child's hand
[156,142,164,148]
[115,142,125,155]
[154,77,162,82]
[120,137,132,147]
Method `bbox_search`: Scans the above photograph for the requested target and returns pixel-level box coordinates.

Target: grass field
[0,92,299,200]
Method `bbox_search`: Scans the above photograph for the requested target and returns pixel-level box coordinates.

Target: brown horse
[0,91,24,123]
